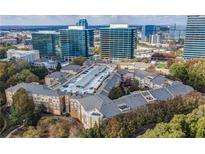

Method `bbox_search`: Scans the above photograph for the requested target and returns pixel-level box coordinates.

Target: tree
[10,88,35,125]
[104,92,203,137]
[0,92,6,106]
[36,116,70,138]
[170,63,188,83]
[80,124,104,138]
[7,69,39,85]
[49,123,69,138]
[93,47,100,55]
[187,61,205,89]
[0,43,17,59]
[0,115,4,131]
[108,86,124,100]
[140,105,205,138]
[72,57,86,66]
[169,60,205,91]
[56,62,62,71]
[23,126,41,138]
[30,66,48,80]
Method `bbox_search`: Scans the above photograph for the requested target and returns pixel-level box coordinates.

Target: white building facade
[7,49,40,63]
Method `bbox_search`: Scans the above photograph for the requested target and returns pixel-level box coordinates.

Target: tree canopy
[170,60,205,91]
[81,92,204,138]
[10,88,35,125]
[72,57,86,66]
[21,116,84,138]
[140,105,205,138]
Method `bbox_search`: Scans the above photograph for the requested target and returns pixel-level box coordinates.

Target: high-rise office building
[100,24,136,61]
[76,19,89,29]
[184,15,205,59]
[59,26,94,60]
[32,31,61,58]
[143,25,157,36]
[149,34,161,45]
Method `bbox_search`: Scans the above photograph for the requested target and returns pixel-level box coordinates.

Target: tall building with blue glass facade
[76,19,89,29]
[32,31,61,58]
[59,26,94,60]
[100,24,136,61]
[142,25,157,41]
[184,16,205,59]
[143,25,157,36]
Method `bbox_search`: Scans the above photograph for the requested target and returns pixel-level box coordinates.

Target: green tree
[170,63,188,83]
[0,114,4,131]
[10,88,35,125]
[80,124,104,138]
[108,86,123,100]
[195,117,205,138]
[72,57,86,66]
[23,126,41,138]
[30,66,48,80]
[7,69,39,85]
[187,61,205,89]
[140,105,205,138]
[0,92,6,106]
[56,62,62,71]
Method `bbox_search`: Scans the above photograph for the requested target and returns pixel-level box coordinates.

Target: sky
[0,15,187,26]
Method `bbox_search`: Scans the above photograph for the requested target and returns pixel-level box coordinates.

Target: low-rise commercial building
[7,49,40,63]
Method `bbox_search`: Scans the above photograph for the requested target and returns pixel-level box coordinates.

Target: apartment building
[5,83,67,115]
[69,70,194,129]
[45,71,69,87]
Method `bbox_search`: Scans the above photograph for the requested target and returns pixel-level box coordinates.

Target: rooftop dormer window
[118,103,130,113]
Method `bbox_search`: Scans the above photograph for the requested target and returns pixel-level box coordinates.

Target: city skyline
[0,15,187,26]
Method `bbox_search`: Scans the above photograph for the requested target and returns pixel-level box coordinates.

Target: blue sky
[0,15,187,25]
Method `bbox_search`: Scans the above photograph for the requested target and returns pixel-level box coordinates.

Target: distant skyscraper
[59,26,94,60]
[143,25,157,37]
[32,31,61,58]
[149,34,161,45]
[76,19,89,29]
[184,15,205,59]
[100,24,136,61]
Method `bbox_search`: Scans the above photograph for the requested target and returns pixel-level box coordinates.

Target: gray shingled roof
[151,75,170,86]
[166,83,194,97]
[149,88,173,101]
[73,82,194,119]
[46,72,68,79]
[103,73,121,91]
[6,83,65,96]
[134,70,154,79]
[61,64,81,72]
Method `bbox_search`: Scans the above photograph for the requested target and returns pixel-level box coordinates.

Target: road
[6,125,24,138]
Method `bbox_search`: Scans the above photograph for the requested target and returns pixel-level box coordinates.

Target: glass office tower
[59,26,94,60]
[76,19,89,29]
[32,31,61,58]
[143,25,157,36]
[142,25,157,41]
[100,24,136,61]
[184,15,205,59]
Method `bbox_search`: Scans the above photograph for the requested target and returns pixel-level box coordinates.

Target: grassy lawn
[156,62,167,68]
